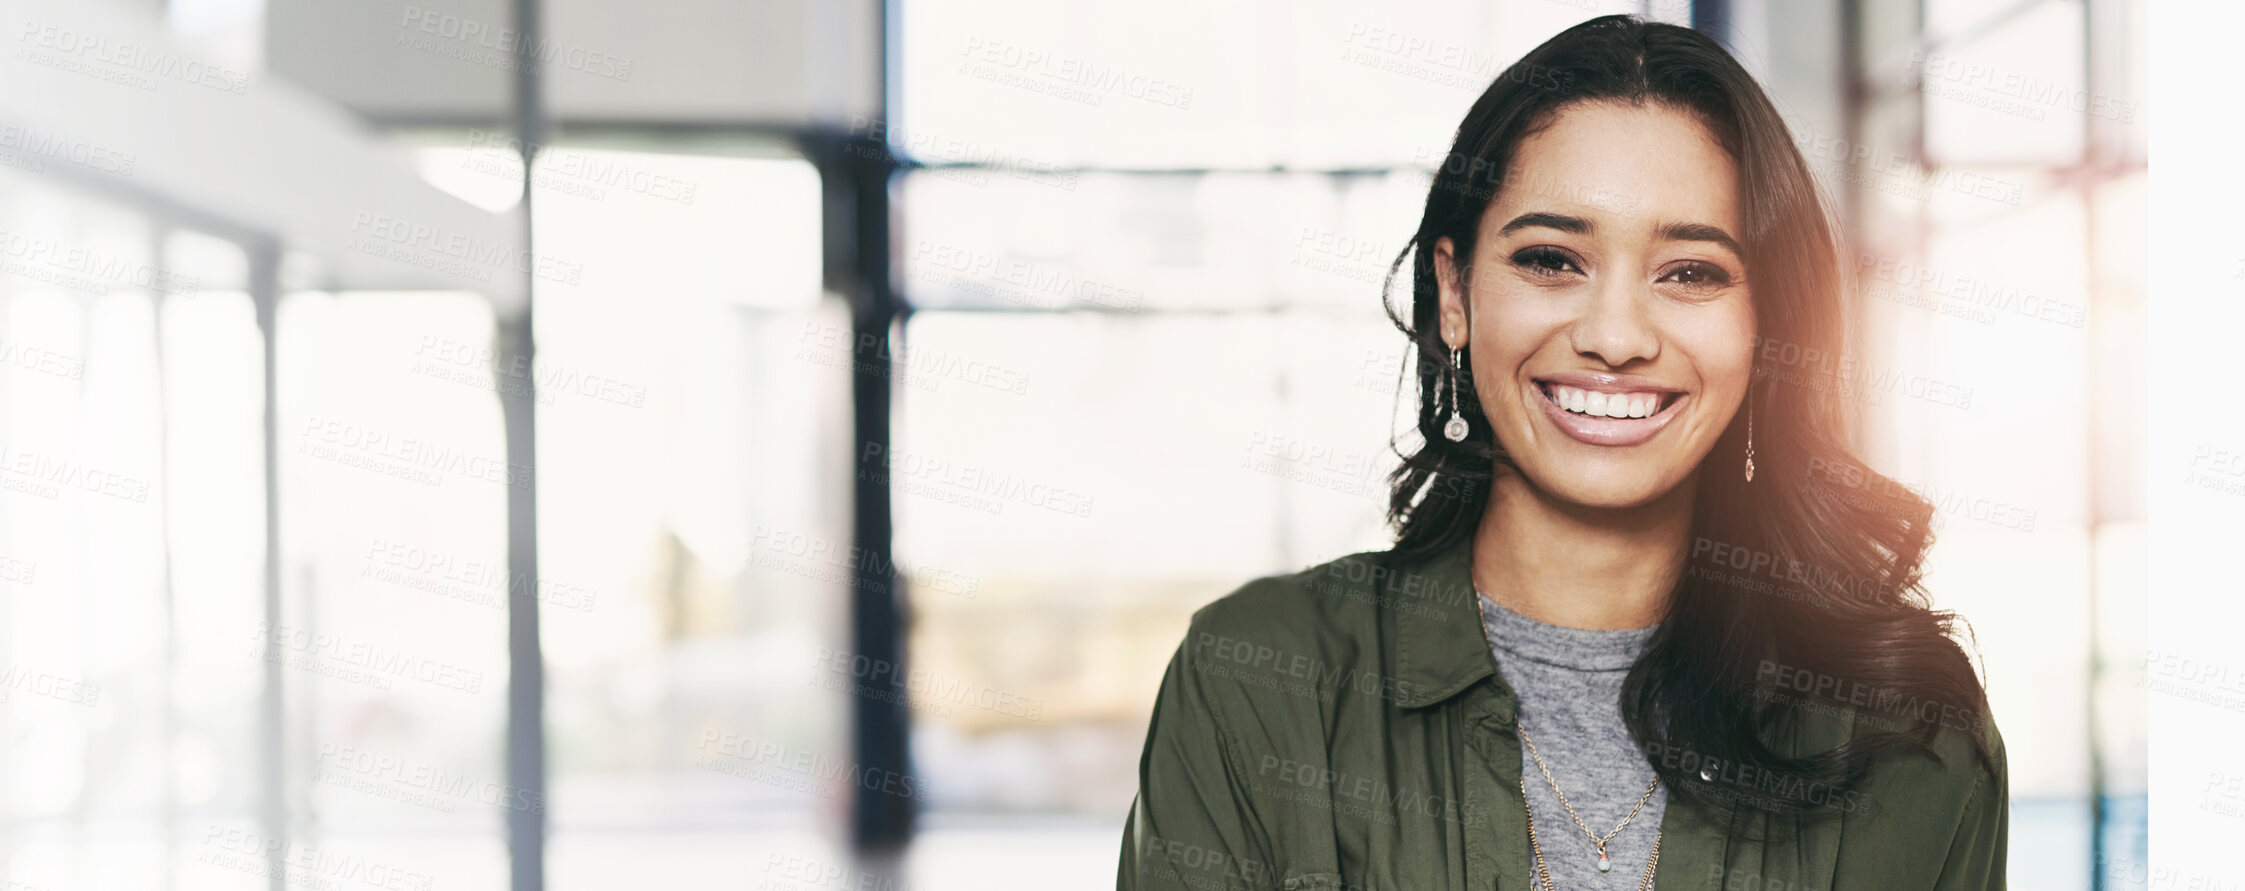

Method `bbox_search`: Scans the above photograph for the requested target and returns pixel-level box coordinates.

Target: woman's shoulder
[1809,706,2010,882]
[1156,549,1434,713]
[1815,693,2008,837]
[1182,548,1423,652]
[1750,652,2007,812]
[1843,688,2005,781]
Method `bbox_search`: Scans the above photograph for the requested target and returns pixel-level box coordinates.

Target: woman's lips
[1531,380,1685,447]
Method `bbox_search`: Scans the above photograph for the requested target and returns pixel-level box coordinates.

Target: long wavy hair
[1379,14,1992,817]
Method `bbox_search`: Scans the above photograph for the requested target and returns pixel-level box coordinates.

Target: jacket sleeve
[1118,631,1280,891]
[1930,724,2010,890]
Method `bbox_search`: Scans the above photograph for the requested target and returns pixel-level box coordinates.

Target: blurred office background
[0,0,2146,887]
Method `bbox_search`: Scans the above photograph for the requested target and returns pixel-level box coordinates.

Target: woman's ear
[1433,236,1470,349]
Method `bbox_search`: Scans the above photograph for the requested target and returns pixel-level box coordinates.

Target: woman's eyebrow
[1659,221,1744,257]
[1497,211,1591,236]
[1496,213,1745,259]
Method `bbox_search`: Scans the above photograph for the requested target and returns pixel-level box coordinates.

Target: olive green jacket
[1118,537,2007,890]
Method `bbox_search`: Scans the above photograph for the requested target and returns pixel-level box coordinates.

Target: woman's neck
[1470,471,1696,631]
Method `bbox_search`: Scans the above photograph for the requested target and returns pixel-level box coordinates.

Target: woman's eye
[1512,247,1579,278]
[1662,261,1733,287]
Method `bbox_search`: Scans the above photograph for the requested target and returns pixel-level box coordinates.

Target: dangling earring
[1742,385,1757,482]
[1442,347,1470,442]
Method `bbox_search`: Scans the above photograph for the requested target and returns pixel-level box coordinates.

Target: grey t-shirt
[1478,594,1666,889]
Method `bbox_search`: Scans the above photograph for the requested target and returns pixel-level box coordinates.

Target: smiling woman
[1435,101,1757,503]
[1120,14,2006,891]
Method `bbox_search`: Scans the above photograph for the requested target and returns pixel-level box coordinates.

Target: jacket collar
[1388,534,1514,712]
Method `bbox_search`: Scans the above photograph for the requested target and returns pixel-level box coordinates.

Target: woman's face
[1435,100,1757,511]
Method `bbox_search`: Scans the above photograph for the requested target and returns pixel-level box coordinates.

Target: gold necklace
[1517,717,1662,887]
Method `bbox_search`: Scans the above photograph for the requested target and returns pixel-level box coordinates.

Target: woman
[1119,15,2005,891]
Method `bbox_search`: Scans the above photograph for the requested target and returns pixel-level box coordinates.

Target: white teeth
[1550,385,1665,419]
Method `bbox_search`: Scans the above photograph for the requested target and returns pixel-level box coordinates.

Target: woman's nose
[1569,277,1660,367]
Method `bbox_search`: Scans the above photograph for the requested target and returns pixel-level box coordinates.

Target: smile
[1531,376,1686,447]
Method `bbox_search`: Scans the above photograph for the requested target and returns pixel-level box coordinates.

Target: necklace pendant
[1596,851,1612,873]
